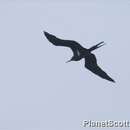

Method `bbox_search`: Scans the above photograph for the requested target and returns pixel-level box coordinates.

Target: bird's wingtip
[43,31,47,34]
[113,80,116,83]
[110,79,116,83]
[44,31,50,37]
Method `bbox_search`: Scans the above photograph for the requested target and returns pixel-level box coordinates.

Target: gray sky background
[0,0,130,130]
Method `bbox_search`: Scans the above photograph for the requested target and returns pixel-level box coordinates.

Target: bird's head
[66,57,76,63]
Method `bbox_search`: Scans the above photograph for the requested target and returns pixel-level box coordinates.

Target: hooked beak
[66,59,72,63]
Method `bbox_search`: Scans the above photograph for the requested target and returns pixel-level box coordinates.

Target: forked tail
[89,41,105,52]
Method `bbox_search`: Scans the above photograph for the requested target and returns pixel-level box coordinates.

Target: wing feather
[44,31,83,49]
[85,54,115,82]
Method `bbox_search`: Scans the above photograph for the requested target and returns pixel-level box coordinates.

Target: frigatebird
[44,31,115,83]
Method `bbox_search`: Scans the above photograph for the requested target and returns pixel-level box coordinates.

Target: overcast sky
[0,0,130,130]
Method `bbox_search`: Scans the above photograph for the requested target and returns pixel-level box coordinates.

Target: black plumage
[44,31,115,83]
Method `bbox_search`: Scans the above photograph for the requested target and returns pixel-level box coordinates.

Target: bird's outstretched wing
[44,31,84,58]
[85,54,115,83]
[44,31,83,49]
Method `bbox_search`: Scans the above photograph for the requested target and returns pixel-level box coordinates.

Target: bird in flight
[44,31,115,83]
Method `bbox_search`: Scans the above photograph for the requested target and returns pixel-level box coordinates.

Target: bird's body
[44,31,115,83]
